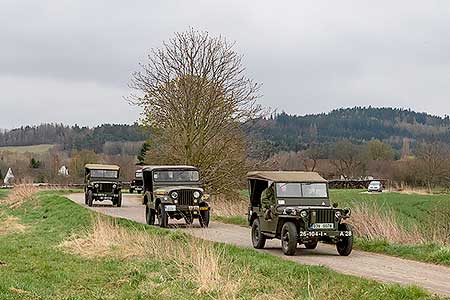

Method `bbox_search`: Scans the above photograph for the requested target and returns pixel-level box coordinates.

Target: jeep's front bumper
[298,230,352,239]
[93,193,120,200]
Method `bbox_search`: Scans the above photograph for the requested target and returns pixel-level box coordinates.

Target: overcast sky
[1,0,450,129]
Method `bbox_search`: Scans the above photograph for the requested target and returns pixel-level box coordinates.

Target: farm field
[0,144,55,154]
[0,190,440,300]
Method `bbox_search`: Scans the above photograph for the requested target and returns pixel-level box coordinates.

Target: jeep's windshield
[90,170,119,178]
[135,171,143,178]
[153,170,199,182]
[276,183,327,198]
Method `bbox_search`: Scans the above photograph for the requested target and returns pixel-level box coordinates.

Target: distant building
[58,166,69,177]
[4,168,14,185]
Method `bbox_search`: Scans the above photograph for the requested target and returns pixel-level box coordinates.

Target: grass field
[0,144,55,154]
[0,190,441,300]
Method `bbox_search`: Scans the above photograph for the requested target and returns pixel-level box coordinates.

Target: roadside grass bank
[0,190,441,300]
[212,189,450,267]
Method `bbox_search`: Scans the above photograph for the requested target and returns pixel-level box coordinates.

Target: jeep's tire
[304,240,318,249]
[251,218,266,249]
[146,205,155,225]
[116,191,122,207]
[129,188,134,194]
[158,204,168,228]
[281,222,298,256]
[199,209,210,228]
[137,190,142,194]
[84,192,88,205]
[87,190,93,207]
[336,223,353,256]
[184,214,193,225]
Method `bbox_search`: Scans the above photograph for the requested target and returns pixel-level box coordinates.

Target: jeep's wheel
[87,190,93,207]
[137,190,142,194]
[157,205,168,228]
[199,210,210,228]
[184,214,193,225]
[336,223,353,256]
[304,240,318,249]
[116,191,122,207]
[129,188,134,194]
[84,192,88,205]
[146,205,155,225]
[281,222,298,256]
[251,218,266,249]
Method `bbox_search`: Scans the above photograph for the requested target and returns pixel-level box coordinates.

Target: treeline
[248,107,450,155]
[0,124,148,153]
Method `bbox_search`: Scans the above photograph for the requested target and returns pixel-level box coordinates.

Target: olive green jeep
[247,171,353,256]
[142,165,210,228]
[84,164,122,207]
[130,169,143,194]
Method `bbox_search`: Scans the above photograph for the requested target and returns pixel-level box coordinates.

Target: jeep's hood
[154,186,203,193]
[89,179,121,184]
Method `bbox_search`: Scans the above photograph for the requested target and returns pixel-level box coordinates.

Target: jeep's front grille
[99,183,113,193]
[177,190,194,206]
[134,180,143,186]
[313,209,335,223]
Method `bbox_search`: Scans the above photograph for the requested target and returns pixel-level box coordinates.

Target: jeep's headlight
[193,191,200,198]
[343,208,351,217]
[300,210,308,218]
[171,191,178,199]
[335,210,342,219]
[94,184,99,188]
[113,184,117,189]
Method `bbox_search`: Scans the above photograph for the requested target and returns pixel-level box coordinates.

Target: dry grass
[1,184,39,209]
[209,195,247,217]
[60,215,241,297]
[0,216,27,235]
[350,202,424,244]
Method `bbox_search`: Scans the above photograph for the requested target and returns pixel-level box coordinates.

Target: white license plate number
[311,223,334,229]
[165,205,176,212]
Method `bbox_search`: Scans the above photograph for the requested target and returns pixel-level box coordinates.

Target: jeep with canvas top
[142,165,210,228]
[247,171,353,256]
[84,164,122,207]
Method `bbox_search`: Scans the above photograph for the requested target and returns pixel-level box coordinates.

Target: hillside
[2,107,450,155]
[249,107,450,153]
[0,124,148,153]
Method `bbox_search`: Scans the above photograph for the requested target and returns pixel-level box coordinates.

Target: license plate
[165,205,176,212]
[311,223,334,229]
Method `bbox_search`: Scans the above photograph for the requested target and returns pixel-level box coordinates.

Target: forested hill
[3,107,450,154]
[250,107,450,152]
[0,124,148,152]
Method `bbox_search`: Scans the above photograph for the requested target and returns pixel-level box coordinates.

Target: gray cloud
[1,0,450,128]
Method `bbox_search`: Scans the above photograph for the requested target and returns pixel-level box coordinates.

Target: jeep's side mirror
[332,203,338,208]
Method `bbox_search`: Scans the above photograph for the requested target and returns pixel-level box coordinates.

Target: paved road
[67,193,450,296]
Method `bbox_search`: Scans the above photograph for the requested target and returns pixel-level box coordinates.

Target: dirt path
[67,193,450,296]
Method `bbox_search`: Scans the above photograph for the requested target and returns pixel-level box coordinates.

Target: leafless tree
[128,29,262,195]
[331,140,365,179]
[415,141,450,192]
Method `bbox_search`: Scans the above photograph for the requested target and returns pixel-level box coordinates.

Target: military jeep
[84,164,122,207]
[130,169,143,194]
[247,171,353,256]
[142,165,210,228]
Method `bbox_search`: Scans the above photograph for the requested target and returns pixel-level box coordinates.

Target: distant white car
[368,180,383,192]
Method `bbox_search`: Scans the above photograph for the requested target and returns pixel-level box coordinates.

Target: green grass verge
[0,191,442,300]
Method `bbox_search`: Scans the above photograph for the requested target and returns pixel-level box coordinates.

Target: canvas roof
[247,171,327,183]
[142,165,198,172]
[85,164,120,171]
